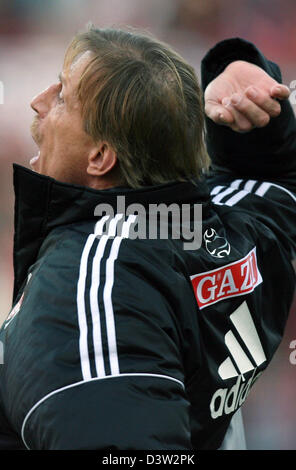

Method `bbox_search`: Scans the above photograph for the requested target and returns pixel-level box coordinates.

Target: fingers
[204,99,234,125]
[205,84,288,132]
[227,89,275,124]
[221,85,286,131]
[270,84,290,100]
[205,97,254,132]
[245,87,281,118]
[222,96,255,132]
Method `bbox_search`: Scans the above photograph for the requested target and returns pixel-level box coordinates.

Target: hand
[204,60,290,133]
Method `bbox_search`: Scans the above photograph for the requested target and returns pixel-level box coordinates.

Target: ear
[87,141,117,177]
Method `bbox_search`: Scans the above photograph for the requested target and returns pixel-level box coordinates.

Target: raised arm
[201,38,296,179]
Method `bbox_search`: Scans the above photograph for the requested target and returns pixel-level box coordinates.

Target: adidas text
[210,369,262,419]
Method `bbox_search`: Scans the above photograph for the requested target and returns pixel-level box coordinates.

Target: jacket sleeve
[201,38,296,180]
[21,241,195,450]
[202,38,296,263]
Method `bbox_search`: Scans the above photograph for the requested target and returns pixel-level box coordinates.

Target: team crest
[204,228,231,258]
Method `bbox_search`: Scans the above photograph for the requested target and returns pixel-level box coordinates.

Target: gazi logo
[191,247,262,309]
[210,301,266,419]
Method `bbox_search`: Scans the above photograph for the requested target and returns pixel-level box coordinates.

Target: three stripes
[211,178,296,206]
[218,301,266,381]
[76,214,137,381]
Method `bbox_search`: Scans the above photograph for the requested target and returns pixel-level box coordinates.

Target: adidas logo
[218,301,266,380]
[210,301,266,419]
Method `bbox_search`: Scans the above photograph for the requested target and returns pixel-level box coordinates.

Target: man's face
[30,51,97,185]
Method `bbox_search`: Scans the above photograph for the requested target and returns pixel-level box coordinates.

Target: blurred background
[0,0,295,450]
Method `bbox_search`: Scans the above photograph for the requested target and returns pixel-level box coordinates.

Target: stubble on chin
[30,116,42,146]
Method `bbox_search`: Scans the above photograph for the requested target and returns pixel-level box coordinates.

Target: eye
[57,92,64,104]
[57,79,65,104]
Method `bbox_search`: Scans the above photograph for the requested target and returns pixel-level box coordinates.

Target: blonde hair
[64,25,209,188]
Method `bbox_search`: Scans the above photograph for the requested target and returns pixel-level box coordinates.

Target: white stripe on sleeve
[103,215,137,376]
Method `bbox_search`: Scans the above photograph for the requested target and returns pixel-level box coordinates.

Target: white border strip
[21,372,185,449]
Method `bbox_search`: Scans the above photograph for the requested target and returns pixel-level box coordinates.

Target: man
[0,26,294,450]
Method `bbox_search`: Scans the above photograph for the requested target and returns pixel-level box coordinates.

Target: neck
[87,171,125,190]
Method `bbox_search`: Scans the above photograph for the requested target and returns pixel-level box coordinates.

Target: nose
[30,83,61,118]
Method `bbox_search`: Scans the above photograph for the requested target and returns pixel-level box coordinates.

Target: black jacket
[0,38,295,450]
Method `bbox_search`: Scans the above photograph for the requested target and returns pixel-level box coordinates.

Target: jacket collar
[12,164,211,300]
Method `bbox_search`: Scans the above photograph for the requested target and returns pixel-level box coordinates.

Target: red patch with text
[191,247,262,309]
